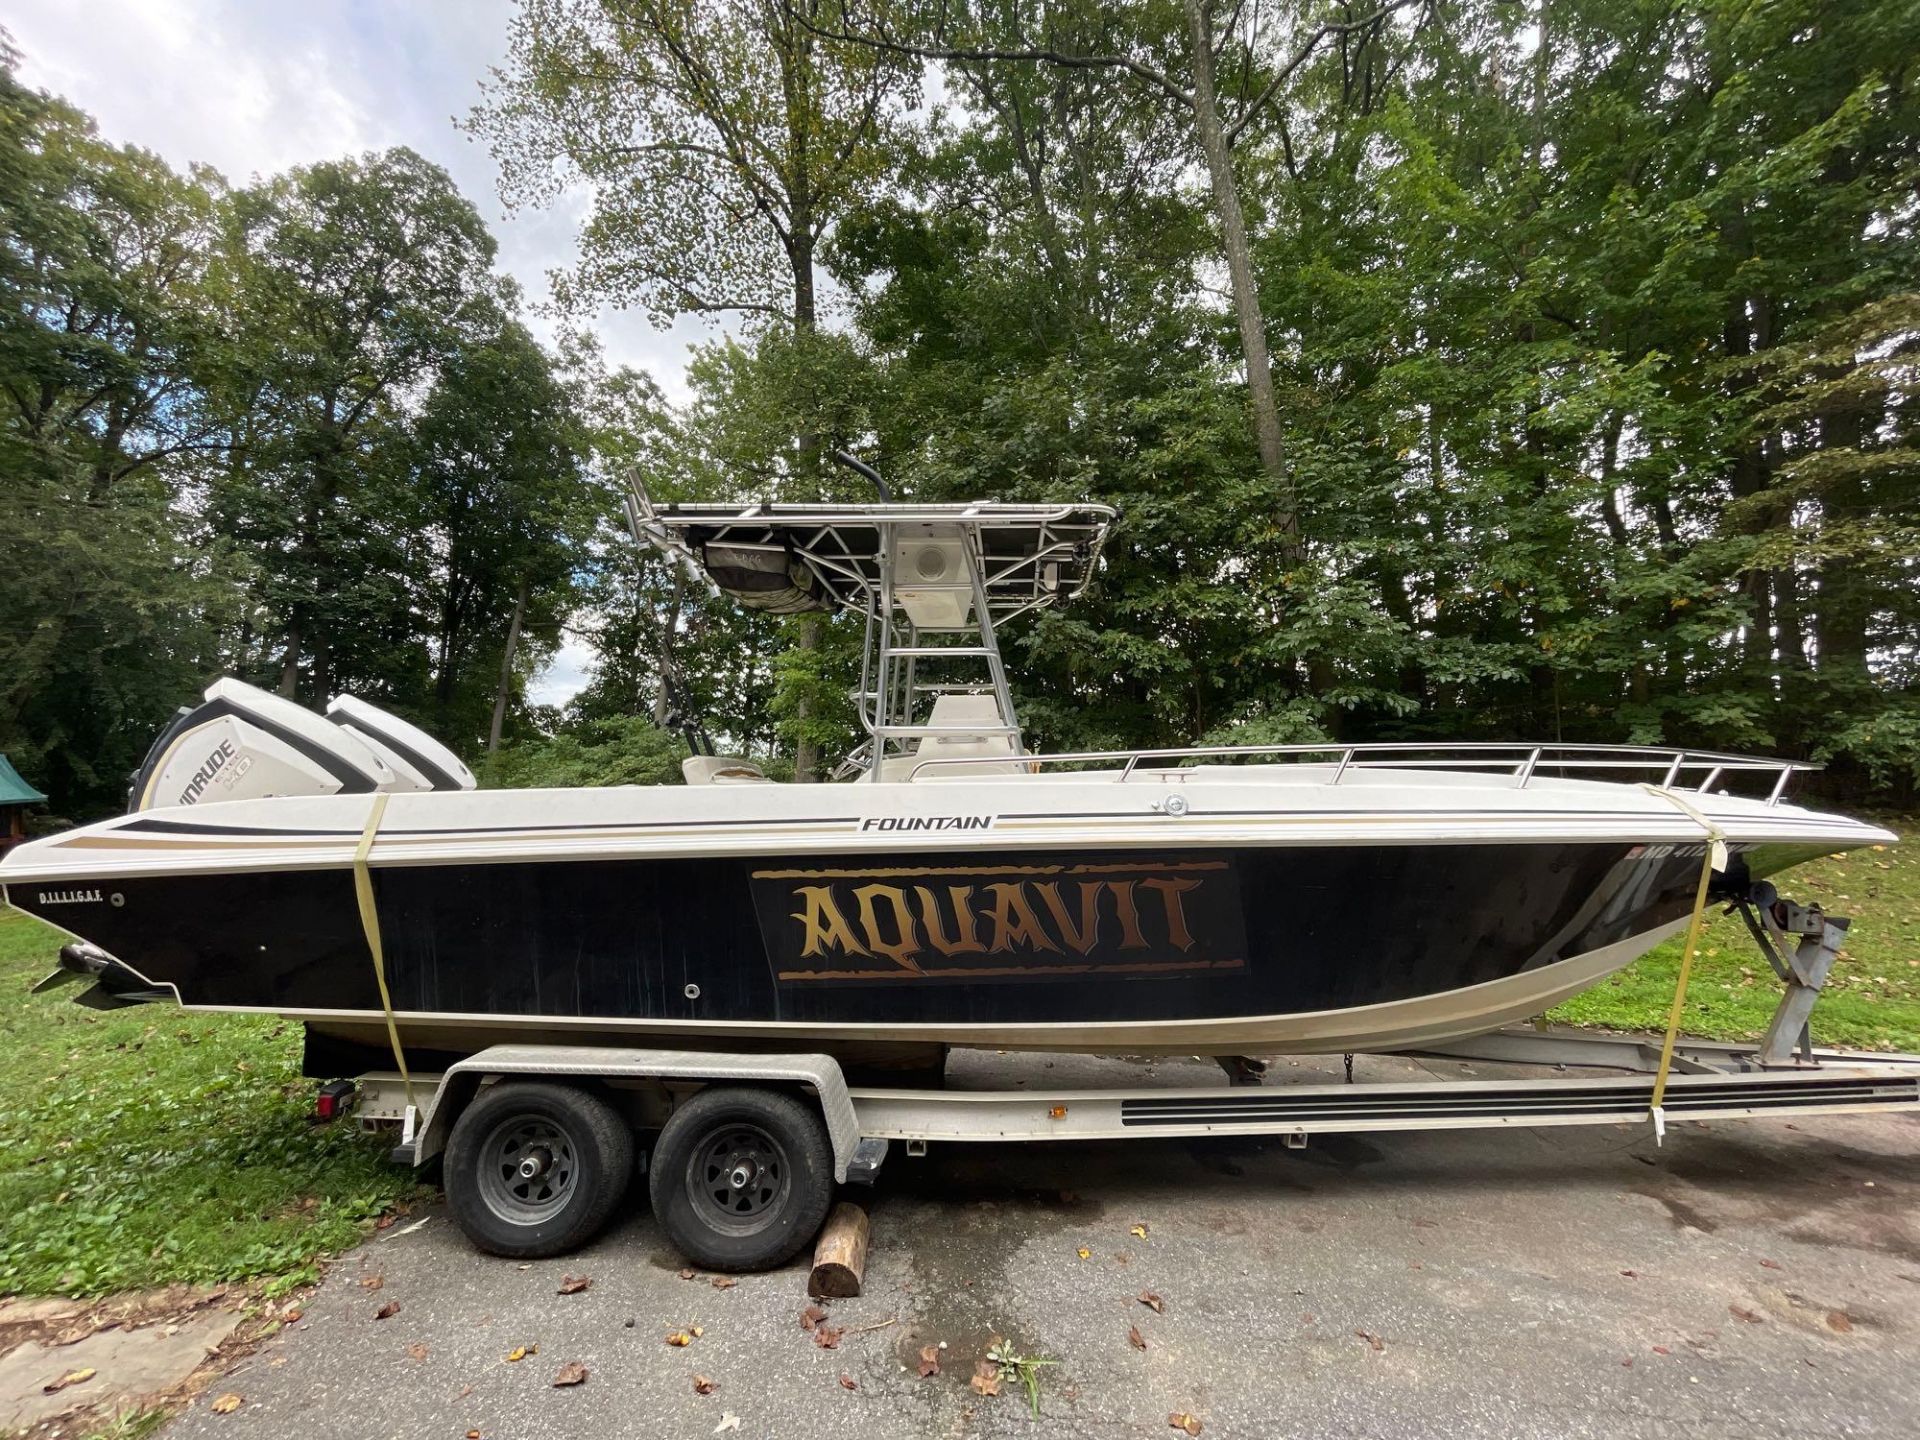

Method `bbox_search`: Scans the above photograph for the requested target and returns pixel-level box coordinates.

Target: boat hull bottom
[276,922,1687,1074]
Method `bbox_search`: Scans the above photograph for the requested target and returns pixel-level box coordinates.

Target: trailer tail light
[314,1079,357,1122]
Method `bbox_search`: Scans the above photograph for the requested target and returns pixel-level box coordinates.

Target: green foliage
[472,0,919,327]
[0,46,627,815]
[6,1,1920,808]
[0,57,234,813]
[487,714,689,789]
[0,910,416,1296]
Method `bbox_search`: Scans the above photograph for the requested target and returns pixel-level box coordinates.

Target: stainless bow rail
[908,742,1818,804]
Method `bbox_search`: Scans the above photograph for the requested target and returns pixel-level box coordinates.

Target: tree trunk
[791,615,823,783]
[488,576,529,756]
[277,614,303,698]
[781,16,824,782]
[653,567,687,730]
[1184,0,1296,558]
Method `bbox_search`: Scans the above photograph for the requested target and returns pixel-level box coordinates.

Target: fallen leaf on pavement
[1730,1306,1763,1325]
[666,1332,693,1347]
[1620,1269,1639,1278]
[1356,1331,1385,1352]
[376,1213,397,1230]
[970,1360,1001,1397]
[557,1275,591,1295]
[210,1394,242,1414]
[800,1304,827,1331]
[361,1274,384,1290]
[1137,1290,1165,1314]
[711,1275,737,1290]
[1620,1357,1633,1368]
[693,1374,717,1395]
[406,1343,430,1361]
[1168,1413,1203,1436]
[715,1415,742,1434]
[552,1362,588,1387]
[838,1373,857,1390]
[680,1268,697,1281]
[1759,1259,1782,1271]
[42,1368,95,1394]
[1129,1326,1147,1350]
[1827,1311,1854,1333]
[374,1301,400,1320]
[917,1345,941,1377]
[1130,1224,1149,1240]
[506,1345,536,1362]
[1651,1345,1671,1356]
[1412,1218,1438,1228]
[814,1324,845,1349]
[1076,1246,1091,1260]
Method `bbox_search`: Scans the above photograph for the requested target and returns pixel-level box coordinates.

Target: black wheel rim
[685,1122,791,1237]
[476,1115,579,1226]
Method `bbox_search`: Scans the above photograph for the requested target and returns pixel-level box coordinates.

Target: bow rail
[907,742,1817,804]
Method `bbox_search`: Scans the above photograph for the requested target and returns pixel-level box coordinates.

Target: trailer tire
[445,1081,633,1259]
[649,1087,833,1272]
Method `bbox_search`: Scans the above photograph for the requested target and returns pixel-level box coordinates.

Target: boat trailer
[343,882,1919,1271]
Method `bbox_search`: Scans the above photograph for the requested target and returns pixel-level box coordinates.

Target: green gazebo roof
[0,755,46,806]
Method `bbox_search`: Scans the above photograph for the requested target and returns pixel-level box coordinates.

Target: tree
[0,46,232,813]
[474,0,916,334]
[209,148,498,705]
[809,0,1431,558]
[473,0,921,776]
[410,308,595,751]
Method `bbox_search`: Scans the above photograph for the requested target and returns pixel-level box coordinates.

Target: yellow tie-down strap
[1637,784,1730,1143]
[353,792,416,1114]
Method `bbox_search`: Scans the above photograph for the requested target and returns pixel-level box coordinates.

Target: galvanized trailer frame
[360,1031,1919,1175]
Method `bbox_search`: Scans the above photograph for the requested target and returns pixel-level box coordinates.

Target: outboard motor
[127,677,474,812]
[326,694,477,793]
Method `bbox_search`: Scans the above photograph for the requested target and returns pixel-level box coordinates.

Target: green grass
[79,1409,168,1440]
[1548,816,1920,1051]
[0,907,416,1298]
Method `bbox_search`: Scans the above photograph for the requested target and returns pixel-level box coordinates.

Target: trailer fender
[397,1045,867,1182]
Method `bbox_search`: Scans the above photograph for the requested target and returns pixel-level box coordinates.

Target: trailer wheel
[445,1081,633,1259]
[649,1087,833,1272]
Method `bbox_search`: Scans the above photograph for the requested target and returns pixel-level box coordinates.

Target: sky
[7,0,722,705]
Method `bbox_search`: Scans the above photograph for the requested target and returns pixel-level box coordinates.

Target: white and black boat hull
[0,830,1832,1068]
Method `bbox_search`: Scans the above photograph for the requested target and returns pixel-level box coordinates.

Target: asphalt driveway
[163,1053,1920,1440]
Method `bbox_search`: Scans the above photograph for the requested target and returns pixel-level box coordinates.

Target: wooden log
[808,1202,870,1299]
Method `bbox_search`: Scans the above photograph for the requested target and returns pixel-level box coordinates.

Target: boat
[0,484,1897,1078]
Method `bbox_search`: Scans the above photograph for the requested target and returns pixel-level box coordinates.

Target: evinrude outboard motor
[326,694,477,793]
[126,677,475,812]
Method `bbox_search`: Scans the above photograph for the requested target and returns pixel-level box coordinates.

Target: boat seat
[682,755,774,785]
[888,694,1026,781]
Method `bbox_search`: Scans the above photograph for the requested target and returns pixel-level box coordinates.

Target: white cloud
[528,636,597,708]
[6,0,719,400]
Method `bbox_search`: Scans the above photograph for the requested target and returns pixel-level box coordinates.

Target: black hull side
[9,842,1712,1033]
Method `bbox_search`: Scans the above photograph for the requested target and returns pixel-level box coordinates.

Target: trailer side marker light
[314,1079,356,1122]
[1050,1106,1068,1119]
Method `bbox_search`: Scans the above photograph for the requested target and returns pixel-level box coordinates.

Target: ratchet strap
[353,792,417,1114]
[1637,784,1729,1144]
